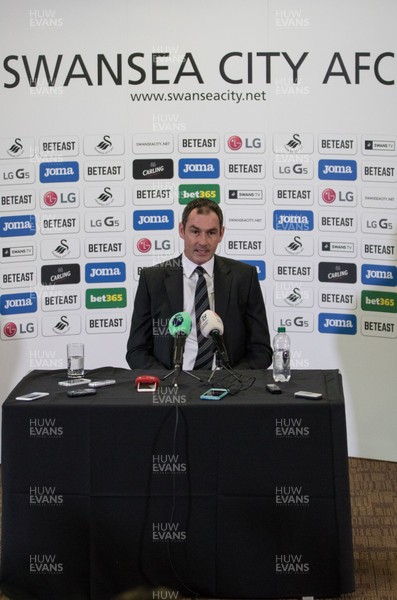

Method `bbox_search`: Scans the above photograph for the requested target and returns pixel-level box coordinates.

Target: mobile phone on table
[200,388,228,401]
[15,392,49,401]
[58,378,91,387]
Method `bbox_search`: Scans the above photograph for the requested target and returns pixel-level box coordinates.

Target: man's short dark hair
[181,199,223,230]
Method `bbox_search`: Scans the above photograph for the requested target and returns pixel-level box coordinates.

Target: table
[1,367,355,600]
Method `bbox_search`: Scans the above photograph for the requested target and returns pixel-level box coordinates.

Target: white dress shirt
[181,253,215,370]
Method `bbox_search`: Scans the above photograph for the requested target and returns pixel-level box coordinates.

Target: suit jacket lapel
[214,255,232,319]
[164,255,184,315]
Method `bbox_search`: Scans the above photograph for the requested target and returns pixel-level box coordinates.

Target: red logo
[227,136,243,151]
[3,322,17,337]
[137,238,151,253]
[322,188,336,203]
[44,191,58,206]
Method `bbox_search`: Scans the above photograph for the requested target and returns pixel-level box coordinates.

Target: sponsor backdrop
[0,0,396,460]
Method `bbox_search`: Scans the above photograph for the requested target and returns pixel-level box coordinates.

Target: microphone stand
[162,365,202,387]
[207,352,243,384]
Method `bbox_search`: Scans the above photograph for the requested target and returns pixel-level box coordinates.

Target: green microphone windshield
[168,311,192,337]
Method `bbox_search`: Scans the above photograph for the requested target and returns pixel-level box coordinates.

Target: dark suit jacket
[126,254,273,370]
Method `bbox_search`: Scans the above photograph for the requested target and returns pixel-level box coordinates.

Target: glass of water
[67,343,84,378]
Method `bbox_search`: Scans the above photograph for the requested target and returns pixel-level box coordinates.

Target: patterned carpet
[0,458,396,600]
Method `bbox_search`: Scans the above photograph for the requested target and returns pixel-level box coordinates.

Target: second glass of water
[67,343,84,378]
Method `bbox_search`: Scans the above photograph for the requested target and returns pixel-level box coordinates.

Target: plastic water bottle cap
[278,326,286,333]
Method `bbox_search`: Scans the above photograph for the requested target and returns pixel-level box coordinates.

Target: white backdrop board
[0,0,396,460]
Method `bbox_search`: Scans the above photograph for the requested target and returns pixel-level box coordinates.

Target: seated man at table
[126,198,272,371]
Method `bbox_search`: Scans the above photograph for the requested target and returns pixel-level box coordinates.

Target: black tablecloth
[1,367,355,600]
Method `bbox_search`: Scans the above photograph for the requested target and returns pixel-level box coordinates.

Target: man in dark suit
[126,199,272,370]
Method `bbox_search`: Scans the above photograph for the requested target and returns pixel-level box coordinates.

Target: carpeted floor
[0,458,396,600]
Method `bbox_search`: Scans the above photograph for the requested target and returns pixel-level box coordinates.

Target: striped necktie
[193,267,214,369]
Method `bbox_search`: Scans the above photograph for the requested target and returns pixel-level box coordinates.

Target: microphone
[168,311,192,368]
[199,310,230,367]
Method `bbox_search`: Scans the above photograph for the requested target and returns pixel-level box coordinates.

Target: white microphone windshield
[200,309,224,338]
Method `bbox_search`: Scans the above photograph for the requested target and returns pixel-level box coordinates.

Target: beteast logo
[1,190,35,209]
[362,240,396,260]
[133,159,174,180]
[41,291,80,312]
[361,291,396,313]
[133,210,174,230]
[361,264,397,287]
[85,262,126,283]
[39,161,79,183]
[241,260,266,280]
[318,313,357,334]
[318,160,357,181]
[318,262,357,283]
[0,215,36,237]
[0,292,37,315]
[362,317,396,338]
[273,210,313,231]
[41,264,80,286]
[178,158,220,179]
[85,238,125,258]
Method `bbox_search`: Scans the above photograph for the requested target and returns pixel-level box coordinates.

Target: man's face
[179,208,225,265]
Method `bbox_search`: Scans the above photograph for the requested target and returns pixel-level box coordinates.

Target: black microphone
[168,311,192,368]
[199,310,231,367]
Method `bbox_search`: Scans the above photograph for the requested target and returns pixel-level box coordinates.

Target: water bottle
[272,327,291,382]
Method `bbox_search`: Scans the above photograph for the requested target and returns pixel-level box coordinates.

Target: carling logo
[273,210,313,231]
[85,262,126,283]
[133,159,174,180]
[41,263,80,286]
[0,292,37,315]
[361,264,397,287]
[318,313,357,334]
[133,210,174,230]
[39,161,79,183]
[318,160,357,180]
[0,215,36,237]
[178,158,220,178]
[318,262,357,283]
